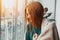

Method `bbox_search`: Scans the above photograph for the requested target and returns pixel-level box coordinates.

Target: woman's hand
[33,33,38,40]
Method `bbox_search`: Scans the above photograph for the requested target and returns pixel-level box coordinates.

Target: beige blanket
[33,19,59,40]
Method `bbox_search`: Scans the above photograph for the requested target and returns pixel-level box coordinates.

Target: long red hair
[24,2,44,28]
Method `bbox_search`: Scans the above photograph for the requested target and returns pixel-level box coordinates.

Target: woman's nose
[27,14,30,18]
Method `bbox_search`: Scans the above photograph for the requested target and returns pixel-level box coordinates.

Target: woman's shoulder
[42,19,55,26]
[37,19,59,40]
[41,19,55,32]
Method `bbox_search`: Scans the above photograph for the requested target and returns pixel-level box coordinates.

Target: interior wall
[56,0,60,37]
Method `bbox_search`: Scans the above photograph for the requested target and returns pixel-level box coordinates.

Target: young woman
[24,2,59,40]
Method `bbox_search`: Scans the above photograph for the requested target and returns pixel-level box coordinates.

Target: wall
[56,0,60,37]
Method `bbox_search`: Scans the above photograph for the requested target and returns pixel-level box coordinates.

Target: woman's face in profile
[26,8,32,23]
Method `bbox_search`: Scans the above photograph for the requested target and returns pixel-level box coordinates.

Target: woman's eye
[28,14,30,18]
